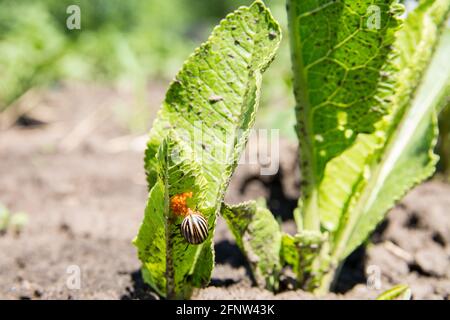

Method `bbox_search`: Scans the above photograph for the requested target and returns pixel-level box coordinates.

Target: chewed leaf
[144,0,281,207]
[135,1,281,299]
[134,134,211,299]
[222,200,282,291]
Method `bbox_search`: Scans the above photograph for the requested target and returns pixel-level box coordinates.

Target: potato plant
[134,0,450,299]
[285,0,450,292]
[133,1,281,299]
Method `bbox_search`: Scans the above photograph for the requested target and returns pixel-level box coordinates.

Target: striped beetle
[170,192,209,245]
[180,210,209,245]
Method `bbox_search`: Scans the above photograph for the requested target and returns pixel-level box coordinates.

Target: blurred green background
[0,0,296,138]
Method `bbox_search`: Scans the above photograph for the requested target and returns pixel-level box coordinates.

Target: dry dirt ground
[0,83,449,300]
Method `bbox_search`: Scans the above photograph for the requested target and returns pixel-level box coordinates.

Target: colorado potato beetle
[180,210,209,245]
[170,192,209,245]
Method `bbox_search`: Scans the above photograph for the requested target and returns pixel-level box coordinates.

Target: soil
[0,83,449,300]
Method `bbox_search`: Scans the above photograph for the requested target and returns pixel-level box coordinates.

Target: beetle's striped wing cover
[181,212,209,245]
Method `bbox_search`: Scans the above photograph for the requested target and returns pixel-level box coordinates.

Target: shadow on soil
[121,270,159,300]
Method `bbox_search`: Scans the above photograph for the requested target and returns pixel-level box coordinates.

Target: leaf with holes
[133,0,281,299]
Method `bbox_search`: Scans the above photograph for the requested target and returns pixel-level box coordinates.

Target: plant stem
[301,189,320,231]
[314,265,337,295]
[286,0,320,233]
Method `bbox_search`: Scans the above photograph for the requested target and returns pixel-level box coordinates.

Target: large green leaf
[287,0,401,290]
[343,24,450,258]
[288,0,450,292]
[287,0,402,232]
[221,200,282,291]
[144,0,281,205]
[134,1,281,299]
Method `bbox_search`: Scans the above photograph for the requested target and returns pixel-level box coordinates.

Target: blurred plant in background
[0,203,28,235]
[0,0,294,136]
[0,1,65,110]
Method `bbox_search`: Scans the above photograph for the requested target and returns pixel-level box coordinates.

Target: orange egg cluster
[170,192,193,216]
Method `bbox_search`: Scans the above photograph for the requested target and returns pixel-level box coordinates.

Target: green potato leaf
[134,134,212,299]
[343,23,450,259]
[288,0,450,292]
[287,0,402,290]
[287,0,402,233]
[134,0,281,299]
[144,1,281,206]
[221,200,282,291]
